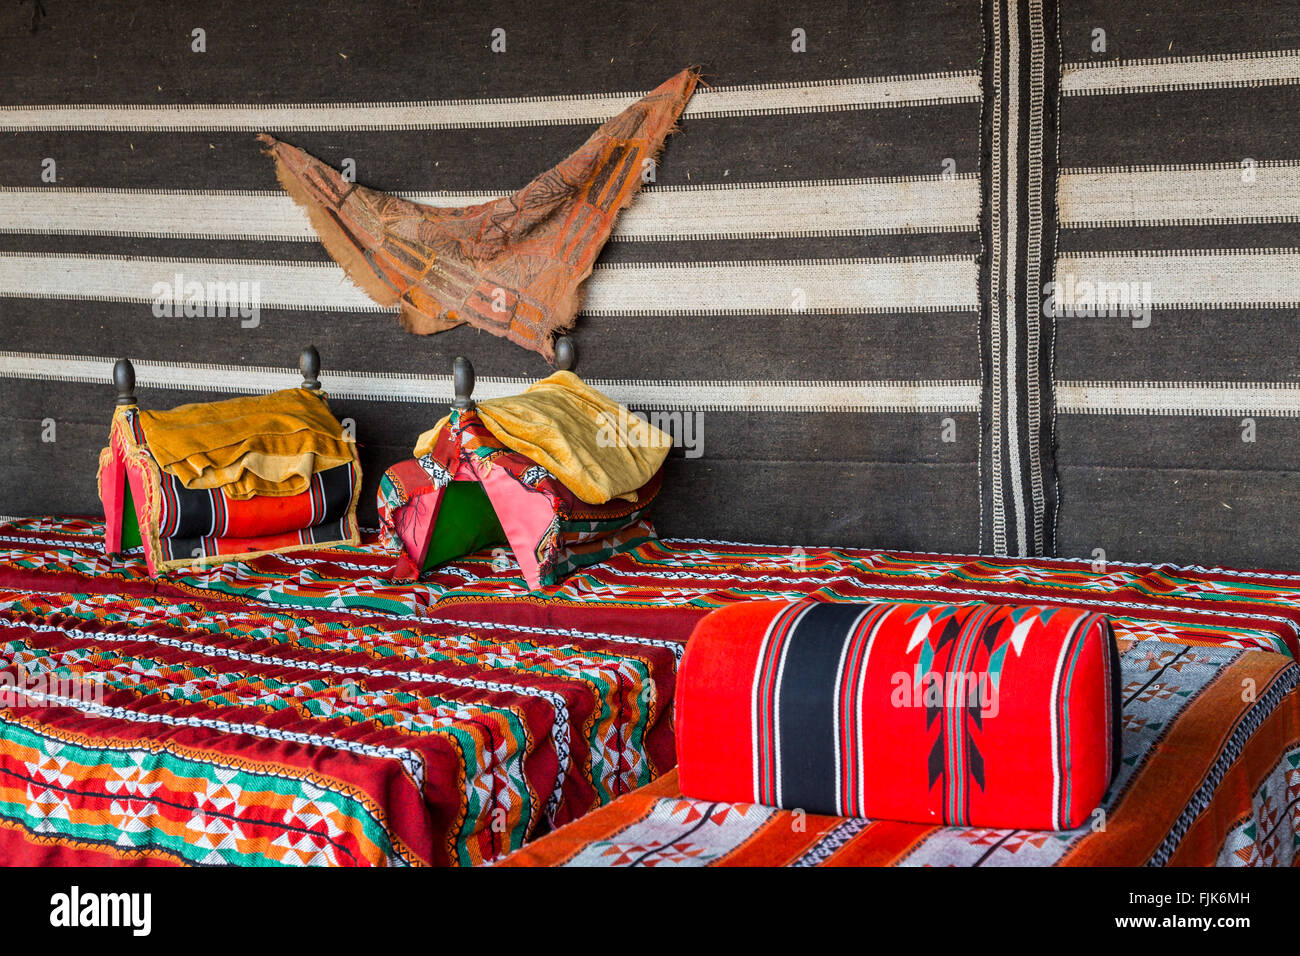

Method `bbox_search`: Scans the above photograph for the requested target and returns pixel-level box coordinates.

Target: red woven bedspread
[0,518,687,866]
[3,517,1300,866]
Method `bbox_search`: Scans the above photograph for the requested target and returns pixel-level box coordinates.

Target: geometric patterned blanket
[498,640,1300,867]
[3,516,1300,865]
[0,518,684,866]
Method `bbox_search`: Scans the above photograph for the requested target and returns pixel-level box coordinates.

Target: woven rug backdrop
[0,0,1296,567]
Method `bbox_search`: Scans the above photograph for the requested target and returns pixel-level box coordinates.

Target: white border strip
[1055,250,1300,308]
[0,252,979,315]
[1060,163,1300,227]
[0,178,981,241]
[1062,49,1300,96]
[1057,381,1300,417]
[0,72,981,132]
[0,351,981,412]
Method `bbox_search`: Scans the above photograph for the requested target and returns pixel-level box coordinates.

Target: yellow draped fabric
[414,371,671,505]
[138,388,354,499]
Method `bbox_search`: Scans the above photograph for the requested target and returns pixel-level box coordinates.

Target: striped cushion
[100,406,361,575]
[676,599,1122,830]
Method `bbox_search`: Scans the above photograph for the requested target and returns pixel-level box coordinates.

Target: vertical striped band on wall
[980,0,1061,556]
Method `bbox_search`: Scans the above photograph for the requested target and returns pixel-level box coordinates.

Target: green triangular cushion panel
[121,481,143,552]
[424,480,507,570]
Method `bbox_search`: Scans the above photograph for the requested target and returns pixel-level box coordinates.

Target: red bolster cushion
[676,599,1122,830]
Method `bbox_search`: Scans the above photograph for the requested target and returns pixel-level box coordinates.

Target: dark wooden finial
[113,358,137,406]
[299,345,321,390]
[554,335,576,372]
[453,356,476,409]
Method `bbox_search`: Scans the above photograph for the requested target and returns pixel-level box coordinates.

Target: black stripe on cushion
[775,601,868,814]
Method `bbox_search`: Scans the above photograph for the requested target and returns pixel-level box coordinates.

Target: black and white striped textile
[0,0,1296,567]
[1053,0,1300,567]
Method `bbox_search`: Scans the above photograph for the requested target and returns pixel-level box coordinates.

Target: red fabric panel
[216,491,317,538]
[676,600,1120,831]
[675,600,771,801]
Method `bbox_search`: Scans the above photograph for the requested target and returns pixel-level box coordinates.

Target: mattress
[3,516,1300,866]
[499,638,1300,867]
[0,517,684,866]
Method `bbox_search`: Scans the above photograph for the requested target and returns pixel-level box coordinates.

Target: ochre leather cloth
[137,388,355,499]
[260,68,699,361]
[414,371,670,505]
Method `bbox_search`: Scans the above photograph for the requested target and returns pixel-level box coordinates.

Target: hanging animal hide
[260,68,699,362]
